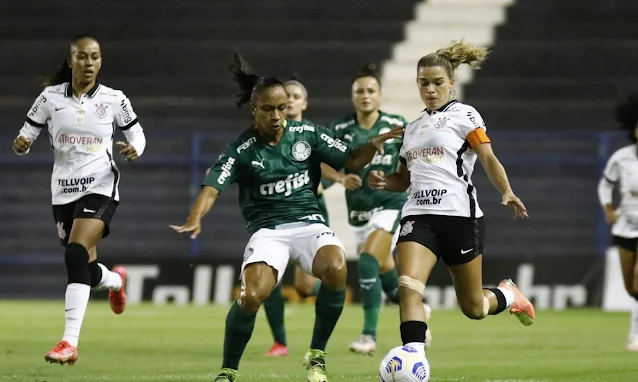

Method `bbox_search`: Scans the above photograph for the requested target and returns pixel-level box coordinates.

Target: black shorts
[396,215,485,266]
[613,236,638,252]
[52,194,118,247]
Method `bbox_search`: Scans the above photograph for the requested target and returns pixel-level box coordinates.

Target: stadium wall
[83,255,604,310]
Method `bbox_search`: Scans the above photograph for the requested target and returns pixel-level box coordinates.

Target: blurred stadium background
[1,1,638,381]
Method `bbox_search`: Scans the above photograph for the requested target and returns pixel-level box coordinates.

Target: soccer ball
[378,345,430,382]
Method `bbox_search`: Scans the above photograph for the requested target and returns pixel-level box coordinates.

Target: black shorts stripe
[456,141,476,218]
[604,175,617,185]
[119,118,139,131]
[26,117,46,128]
[105,150,120,198]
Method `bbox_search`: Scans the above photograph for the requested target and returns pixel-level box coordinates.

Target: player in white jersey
[11,35,146,365]
[368,41,535,352]
[598,93,638,351]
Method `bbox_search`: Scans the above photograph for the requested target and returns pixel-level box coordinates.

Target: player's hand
[604,209,618,224]
[339,174,363,191]
[12,136,32,154]
[116,141,139,161]
[169,216,202,239]
[501,192,528,219]
[368,126,404,154]
[368,170,386,190]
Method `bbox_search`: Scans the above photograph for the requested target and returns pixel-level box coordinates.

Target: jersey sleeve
[16,91,49,154]
[202,145,240,192]
[25,90,51,129]
[602,152,621,183]
[460,107,490,149]
[313,125,351,171]
[114,91,139,131]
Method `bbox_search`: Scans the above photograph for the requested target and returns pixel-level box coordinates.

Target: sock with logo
[263,285,287,346]
[310,285,346,351]
[484,287,515,315]
[222,302,257,370]
[359,253,382,338]
[380,267,400,304]
[88,262,122,291]
[62,243,91,347]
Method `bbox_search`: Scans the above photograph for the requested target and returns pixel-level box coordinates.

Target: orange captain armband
[466,128,491,148]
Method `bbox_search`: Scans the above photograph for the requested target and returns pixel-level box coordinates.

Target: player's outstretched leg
[263,284,288,357]
[45,243,91,365]
[379,254,433,346]
[349,252,381,355]
[305,245,347,382]
[213,262,277,381]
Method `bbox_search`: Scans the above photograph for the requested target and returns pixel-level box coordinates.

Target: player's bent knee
[64,242,90,285]
[314,246,347,287]
[239,287,269,313]
[459,298,488,320]
[398,275,425,296]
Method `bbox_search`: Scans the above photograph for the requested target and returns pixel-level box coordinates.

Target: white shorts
[350,209,401,254]
[240,222,345,284]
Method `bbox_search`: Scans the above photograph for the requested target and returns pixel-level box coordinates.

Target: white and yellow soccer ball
[378,345,430,382]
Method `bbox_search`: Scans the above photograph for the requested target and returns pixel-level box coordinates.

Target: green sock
[310,285,345,351]
[263,285,287,345]
[380,267,400,304]
[310,279,321,296]
[222,301,257,370]
[359,253,382,338]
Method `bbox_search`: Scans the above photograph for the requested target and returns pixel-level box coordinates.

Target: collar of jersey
[424,100,458,115]
[65,81,100,98]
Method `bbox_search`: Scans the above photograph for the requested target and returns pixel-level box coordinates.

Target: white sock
[62,283,91,347]
[405,342,425,352]
[497,287,515,309]
[93,263,122,291]
[630,300,638,340]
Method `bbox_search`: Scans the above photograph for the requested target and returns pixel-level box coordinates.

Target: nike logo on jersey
[55,107,66,112]
[461,248,473,255]
[251,160,265,169]
[83,208,96,213]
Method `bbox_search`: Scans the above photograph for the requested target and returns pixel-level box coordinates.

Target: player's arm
[170,148,238,238]
[597,153,619,224]
[369,161,410,192]
[344,126,404,170]
[13,91,49,155]
[114,91,146,161]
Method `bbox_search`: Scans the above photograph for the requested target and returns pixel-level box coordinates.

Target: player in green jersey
[322,63,432,355]
[263,76,324,357]
[170,52,402,382]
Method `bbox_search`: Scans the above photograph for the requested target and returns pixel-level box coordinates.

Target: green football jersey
[203,120,351,234]
[329,111,408,227]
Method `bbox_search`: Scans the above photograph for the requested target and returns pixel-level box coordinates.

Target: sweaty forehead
[72,39,101,54]
[353,77,379,91]
[417,66,448,79]
[257,85,287,105]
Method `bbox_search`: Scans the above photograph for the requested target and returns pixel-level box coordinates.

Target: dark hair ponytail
[352,62,382,87]
[42,58,72,87]
[227,50,284,107]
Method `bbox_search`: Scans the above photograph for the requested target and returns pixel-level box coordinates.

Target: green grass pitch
[1,301,636,381]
